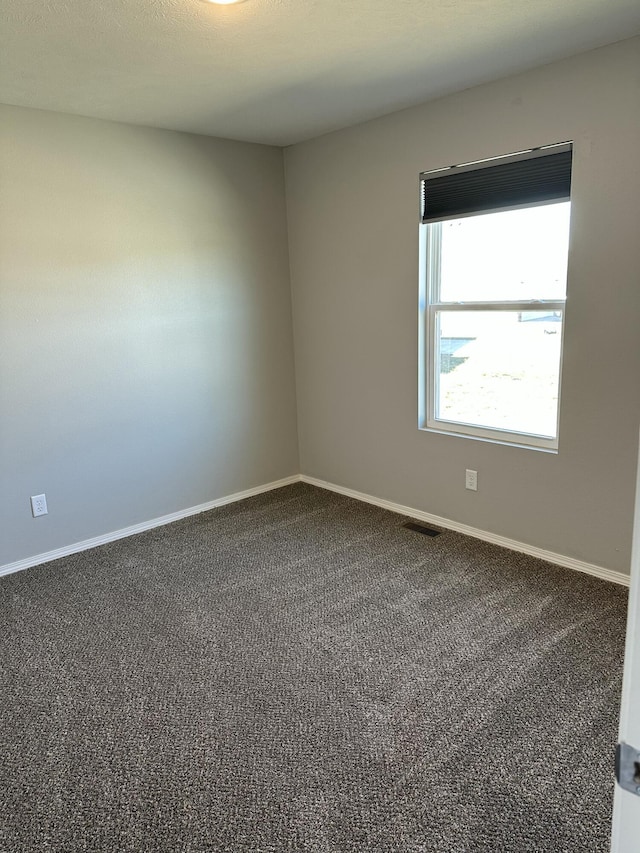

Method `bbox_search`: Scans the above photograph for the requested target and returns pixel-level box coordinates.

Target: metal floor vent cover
[403,521,442,537]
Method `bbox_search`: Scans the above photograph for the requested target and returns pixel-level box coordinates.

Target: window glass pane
[435,310,562,438]
[438,202,570,302]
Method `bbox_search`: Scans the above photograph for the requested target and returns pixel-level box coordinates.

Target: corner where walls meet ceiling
[1,0,640,145]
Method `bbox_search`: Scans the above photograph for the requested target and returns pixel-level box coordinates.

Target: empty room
[2,1,640,851]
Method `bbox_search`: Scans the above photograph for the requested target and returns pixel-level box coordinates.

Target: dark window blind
[420,146,572,224]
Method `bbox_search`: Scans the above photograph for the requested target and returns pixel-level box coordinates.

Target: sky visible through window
[435,202,571,439]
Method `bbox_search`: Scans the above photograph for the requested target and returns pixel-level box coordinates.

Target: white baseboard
[300,474,630,587]
[0,475,300,579]
[2,472,629,588]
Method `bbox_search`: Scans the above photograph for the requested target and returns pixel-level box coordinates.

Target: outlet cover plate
[30,494,48,517]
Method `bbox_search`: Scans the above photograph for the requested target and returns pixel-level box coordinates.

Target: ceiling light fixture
[202,0,248,5]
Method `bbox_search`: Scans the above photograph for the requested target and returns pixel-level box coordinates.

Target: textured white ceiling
[1,0,639,145]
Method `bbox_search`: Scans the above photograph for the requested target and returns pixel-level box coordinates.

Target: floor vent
[403,521,442,537]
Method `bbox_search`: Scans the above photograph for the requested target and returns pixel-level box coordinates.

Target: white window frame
[418,204,568,453]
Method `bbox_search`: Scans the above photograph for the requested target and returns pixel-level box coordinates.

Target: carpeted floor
[0,483,628,852]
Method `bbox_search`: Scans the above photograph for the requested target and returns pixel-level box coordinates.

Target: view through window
[422,200,571,449]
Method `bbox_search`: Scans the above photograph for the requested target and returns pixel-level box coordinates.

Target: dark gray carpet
[0,483,627,852]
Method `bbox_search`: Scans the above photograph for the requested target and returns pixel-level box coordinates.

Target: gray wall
[2,39,639,576]
[285,37,640,575]
[0,105,299,566]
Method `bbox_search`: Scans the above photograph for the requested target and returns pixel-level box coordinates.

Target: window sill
[419,422,559,454]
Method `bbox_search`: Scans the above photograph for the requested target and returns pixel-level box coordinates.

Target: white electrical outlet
[30,494,48,517]
[465,469,478,491]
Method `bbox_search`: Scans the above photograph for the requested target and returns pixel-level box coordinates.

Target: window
[418,144,572,451]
